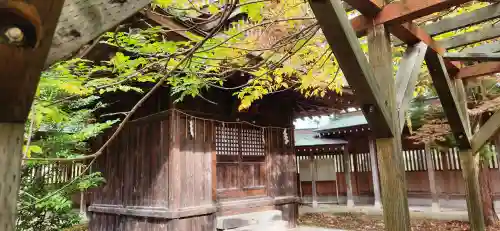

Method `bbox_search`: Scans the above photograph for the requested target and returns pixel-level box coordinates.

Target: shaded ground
[298,212,500,231]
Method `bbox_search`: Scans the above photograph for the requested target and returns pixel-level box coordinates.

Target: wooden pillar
[343,145,354,207]
[460,150,485,231]
[495,133,500,172]
[310,153,318,208]
[369,138,381,208]
[0,124,24,231]
[424,143,440,212]
[368,18,411,230]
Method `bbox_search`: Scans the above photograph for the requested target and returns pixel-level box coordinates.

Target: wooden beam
[427,3,500,36]
[309,0,394,137]
[439,23,500,50]
[459,150,485,231]
[444,52,500,61]
[0,124,26,230]
[0,1,65,229]
[425,50,471,148]
[462,40,500,53]
[343,0,381,17]
[391,22,445,54]
[455,62,500,79]
[472,110,500,154]
[347,1,456,71]
[367,7,411,229]
[395,42,428,130]
[350,0,472,35]
[376,137,411,230]
[46,0,152,66]
[0,1,64,122]
[395,3,500,46]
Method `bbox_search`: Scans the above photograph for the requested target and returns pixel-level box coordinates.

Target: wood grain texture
[46,0,152,66]
[367,11,411,229]
[439,23,500,50]
[454,62,500,80]
[0,124,24,231]
[459,150,485,231]
[0,0,65,122]
[350,0,472,34]
[444,52,500,61]
[376,138,411,231]
[394,3,500,46]
[425,50,471,148]
[395,42,428,130]
[309,0,393,138]
[472,110,500,154]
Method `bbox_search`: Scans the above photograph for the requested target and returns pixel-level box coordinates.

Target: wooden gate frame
[309,0,500,230]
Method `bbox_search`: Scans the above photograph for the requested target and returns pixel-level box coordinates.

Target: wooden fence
[298,145,500,198]
[24,162,86,185]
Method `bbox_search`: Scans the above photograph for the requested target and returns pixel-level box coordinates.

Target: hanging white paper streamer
[189,119,194,138]
[283,129,289,145]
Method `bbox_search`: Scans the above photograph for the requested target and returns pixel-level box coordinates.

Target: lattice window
[241,128,265,156]
[215,124,267,198]
[215,126,239,156]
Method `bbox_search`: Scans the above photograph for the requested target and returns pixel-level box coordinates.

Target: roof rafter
[439,23,500,49]
[345,0,459,71]
[454,62,500,79]
[444,52,500,61]
[349,0,473,35]
[394,3,500,46]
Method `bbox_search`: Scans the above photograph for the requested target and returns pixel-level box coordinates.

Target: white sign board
[298,159,337,182]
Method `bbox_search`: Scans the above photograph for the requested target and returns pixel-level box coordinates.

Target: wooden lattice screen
[215,123,266,199]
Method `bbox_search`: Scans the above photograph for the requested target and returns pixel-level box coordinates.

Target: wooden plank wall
[267,127,298,227]
[89,110,216,230]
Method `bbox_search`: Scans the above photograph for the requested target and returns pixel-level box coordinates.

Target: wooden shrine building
[5,0,500,231]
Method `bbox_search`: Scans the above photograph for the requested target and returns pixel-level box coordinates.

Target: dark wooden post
[369,138,381,208]
[343,145,354,207]
[425,143,440,211]
[0,1,65,230]
[460,150,485,231]
[310,153,318,208]
[368,18,411,230]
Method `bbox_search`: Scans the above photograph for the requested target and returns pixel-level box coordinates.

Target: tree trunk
[479,159,499,226]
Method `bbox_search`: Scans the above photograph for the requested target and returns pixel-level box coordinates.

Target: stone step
[232,220,288,231]
[217,210,283,230]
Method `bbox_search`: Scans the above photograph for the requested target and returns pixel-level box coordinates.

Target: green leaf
[208,4,219,14]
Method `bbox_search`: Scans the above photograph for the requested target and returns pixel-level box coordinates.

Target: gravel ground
[298,212,500,231]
